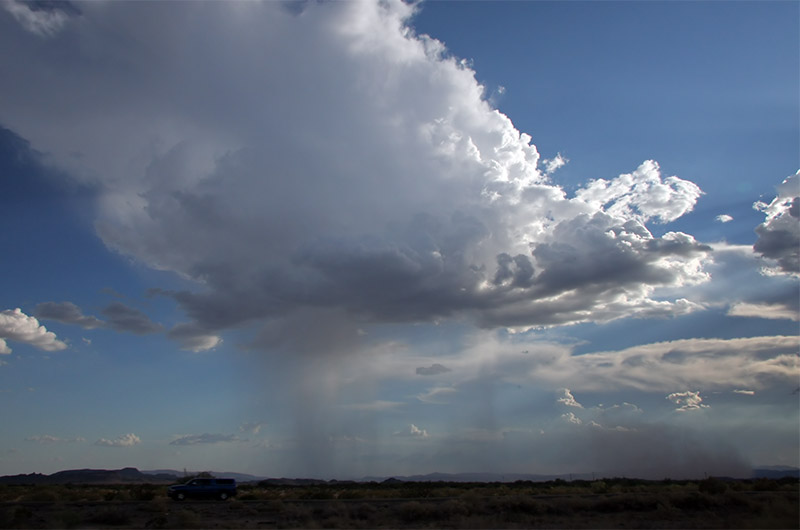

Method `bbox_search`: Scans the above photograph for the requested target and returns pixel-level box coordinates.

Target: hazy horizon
[0,0,797,480]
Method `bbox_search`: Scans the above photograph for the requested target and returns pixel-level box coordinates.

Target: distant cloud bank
[95,433,141,447]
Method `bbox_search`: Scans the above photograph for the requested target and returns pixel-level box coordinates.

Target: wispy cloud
[728,302,799,321]
[344,400,404,411]
[1,0,81,37]
[526,335,799,392]
[416,386,457,404]
[26,434,85,444]
[239,422,266,435]
[100,302,162,335]
[415,363,451,376]
[169,433,241,446]
[167,322,222,352]
[35,302,105,329]
[95,433,141,447]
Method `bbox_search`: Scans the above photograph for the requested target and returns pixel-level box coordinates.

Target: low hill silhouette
[0,467,177,485]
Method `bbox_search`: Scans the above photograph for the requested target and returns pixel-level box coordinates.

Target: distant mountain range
[749,466,800,479]
[0,466,796,485]
[0,467,177,485]
[142,469,268,482]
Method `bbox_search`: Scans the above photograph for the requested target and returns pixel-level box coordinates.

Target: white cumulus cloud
[0,0,714,345]
[753,171,800,275]
[394,424,429,438]
[556,388,583,408]
[561,411,582,424]
[0,308,67,353]
[666,391,709,412]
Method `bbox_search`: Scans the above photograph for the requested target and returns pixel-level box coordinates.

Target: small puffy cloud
[0,308,67,353]
[100,302,162,335]
[715,214,733,223]
[753,171,800,275]
[167,322,222,352]
[666,391,709,412]
[561,412,582,425]
[35,302,105,329]
[95,433,141,447]
[588,402,643,430]
[732,389,755,396]
[239,422,266,435]
[1,0,81,37]
[394,424,429,438]
[169,433,240,446]
[556,388,583,408]
[542,153,568,175]
[574,160,703,224]
[26,434,85,444]
[415,363,451,376]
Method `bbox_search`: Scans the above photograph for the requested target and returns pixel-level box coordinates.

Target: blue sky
[0,0,797,479]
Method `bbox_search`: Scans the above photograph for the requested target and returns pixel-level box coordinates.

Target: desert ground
[0,477,797,529]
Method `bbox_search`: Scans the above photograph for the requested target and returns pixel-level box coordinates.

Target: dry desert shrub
[397,500,449,523]
[280,502,314,527]
[21,487,59,503]
[698,477,729,494]
[86,507,131,526]
[53,509,82,529]
[143,496,170,513]
[349,501,378,522]
[0,506,34,530]
[174,509,202,529]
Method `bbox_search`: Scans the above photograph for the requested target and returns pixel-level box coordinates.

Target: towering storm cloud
[0,0,797,481]
[0,0,708,346]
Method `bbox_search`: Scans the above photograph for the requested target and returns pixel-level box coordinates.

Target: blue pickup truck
[167,478,237,500]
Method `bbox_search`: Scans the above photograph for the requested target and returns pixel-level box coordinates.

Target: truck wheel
[177,493,185,501]
[219,492,228,500]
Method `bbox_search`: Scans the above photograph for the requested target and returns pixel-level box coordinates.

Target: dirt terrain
[1,478,797,528]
